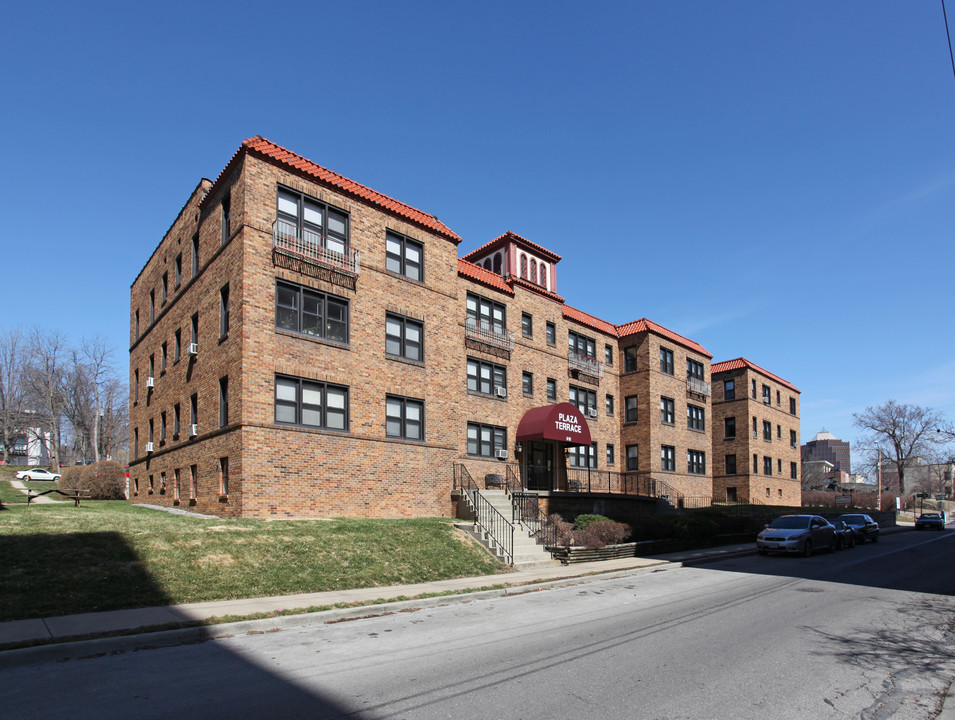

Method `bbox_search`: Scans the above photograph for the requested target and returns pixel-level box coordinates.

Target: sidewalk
[0,542,755,651]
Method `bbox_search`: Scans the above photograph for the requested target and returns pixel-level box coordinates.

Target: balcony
[465,318,515,352]
[273,219,360,276]
[687,376,711,398]
[568,350,604,379]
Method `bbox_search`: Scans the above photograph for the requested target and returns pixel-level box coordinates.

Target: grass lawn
[0,499,502,622]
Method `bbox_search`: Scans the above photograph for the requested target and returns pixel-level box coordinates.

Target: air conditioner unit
[145,442,154,453]
[189,424,198,438]
[495,387,507,398]
[187,343,199,356]
[145,376,155,388]
[495,449,508,460]
[588,409,598,418]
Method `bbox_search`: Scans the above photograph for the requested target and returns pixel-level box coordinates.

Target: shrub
[61,461,126,500]
[58,466,85,491]
[573,514,613,531]
[587,521,632,545]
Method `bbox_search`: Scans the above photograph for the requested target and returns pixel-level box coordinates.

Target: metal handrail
[568,350,604,378]
[272,219,360,275]
[687,376,711,396]
[464,318,515,351]
[453,464,514,564]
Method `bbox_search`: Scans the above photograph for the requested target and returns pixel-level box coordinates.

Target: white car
[14,468,61,482]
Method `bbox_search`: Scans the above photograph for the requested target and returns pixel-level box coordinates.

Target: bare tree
[853,400,944,496]
[80,335,115,463]
[24,328,69,472]
[0,328,28,463]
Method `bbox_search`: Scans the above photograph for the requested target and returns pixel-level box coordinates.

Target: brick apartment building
[711,359,801,505]
[129,137,798,518]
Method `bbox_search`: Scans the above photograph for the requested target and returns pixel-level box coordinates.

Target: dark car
[756,515,836,556]
[915,512,946,531]
[829,519,856,549]
[839,513,879,543]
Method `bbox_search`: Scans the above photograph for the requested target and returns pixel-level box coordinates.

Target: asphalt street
[5,529,953,719]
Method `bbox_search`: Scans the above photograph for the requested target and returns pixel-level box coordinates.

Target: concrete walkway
[8,480,63,503]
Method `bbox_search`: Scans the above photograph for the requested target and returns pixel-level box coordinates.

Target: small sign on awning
[516,402,592,446]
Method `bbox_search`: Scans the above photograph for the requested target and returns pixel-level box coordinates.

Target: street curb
[0,561,680,670]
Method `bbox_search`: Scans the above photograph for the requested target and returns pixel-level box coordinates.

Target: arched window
[539,263,547,289]
[483,258,492,270]
[493,253,502,275]
[520,254,527,278]
[530,259,537,284]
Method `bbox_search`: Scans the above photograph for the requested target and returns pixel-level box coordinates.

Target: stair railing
[454,463,514,564]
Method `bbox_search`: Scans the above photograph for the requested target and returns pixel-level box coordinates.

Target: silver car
[757,515,836,557]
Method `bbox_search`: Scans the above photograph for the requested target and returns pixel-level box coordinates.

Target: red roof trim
[616,318,711,358]
[462,230,562,263]
[563,305,618,337]
[711,357,800,393]
[510,276,565,303]
[457,259,514,296]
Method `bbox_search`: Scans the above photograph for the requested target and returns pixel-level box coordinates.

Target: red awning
[516,402,592,446]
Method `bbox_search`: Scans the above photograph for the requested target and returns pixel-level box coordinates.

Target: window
[687,358,704,381]
[726,486,738,502]
[135,310,140,341]
[276,281,349,344]
[190,393,198,427]
[569,385,597,416]
[277,187,349,255]
[162,273,168,305]
[520,254,527,278]
[275,375,349,431]
[191,313,199,346]
[605,344,613,366]
[661,396,675,424]
[530,258,537,283]
[174,403,181,437]
[134,369,139,405]
[467,422,506,457]
[762,384,771,405]
[777,424,782,439]
[221,192,231,245]
[386,230,423,281]
[659,347,674,375]
[605,394,614,416]
[776,390,781,406]
[160,412,167,443]
[174,329,181,363]
[766,487,771,498]
[174,468,181,502]
[778,458,782,474]
[790,397,797,415]
[688,450,706,475]
[546,321,556,346]
[791,461,798,480]
[752,416,757,438]
[607,444,615,465]
[724,416,736,439]
[191,233,199,277]
[625,395,638,423]
[190,464,198,500]
[219,377,228,428]
[521,313,533,338]
[386,396,424,441]
[751,379,757,399]
[753,453,759,473]
[546,378,557,402]
[175,254,182,289]
[466,293,505,335]
[626,445,639,471]
[763,420,772,442]
[661,445,676,472]
[568,443,596,468]
[687,404,705,431]
[763,456,773,476]
[568,331,596,361]
[386,314,423,362]
[725,454,737,475]
[149,290,155,324]
[624,346,638,372]
[148,418,154,444]
[133,428,138,459]
[219,457,229,495]
[149,354,155,380]
[219,284,230,338]
[724,379,735,400]
[790,429,797,448]
[522,371,533,396]
[467,358,507,396]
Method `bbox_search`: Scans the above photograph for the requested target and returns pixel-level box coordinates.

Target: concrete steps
[462,489,559,571]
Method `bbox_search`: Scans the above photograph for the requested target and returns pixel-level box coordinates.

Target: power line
[943,0,955,84]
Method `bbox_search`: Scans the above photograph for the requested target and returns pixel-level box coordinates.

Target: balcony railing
[465,318,515,351]
[687,376,711,397]
[273,219,360,276]
[568,351,604,378]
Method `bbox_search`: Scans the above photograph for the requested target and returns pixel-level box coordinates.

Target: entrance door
[525,440,554,491]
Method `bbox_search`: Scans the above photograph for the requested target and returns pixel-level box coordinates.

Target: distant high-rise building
[801,430,850,474]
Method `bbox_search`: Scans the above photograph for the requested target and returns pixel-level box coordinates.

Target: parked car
[757,515,836,556]
[14,468,61,482]
[829,519,856,549]
[915,512,946,531]
[838,513,880,543]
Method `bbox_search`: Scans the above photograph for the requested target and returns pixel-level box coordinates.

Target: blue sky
[2,1,954,460]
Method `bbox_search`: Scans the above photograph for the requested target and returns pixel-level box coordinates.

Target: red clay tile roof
[616,318,712,358]
[209,137,461,243]
[457,259,514,296]
[462,230,562,263]
[563,305,618,337]
[510,276,565,303]
[711,357,799,393]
